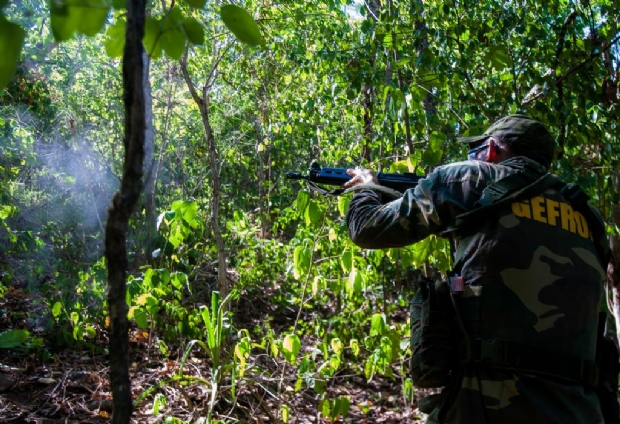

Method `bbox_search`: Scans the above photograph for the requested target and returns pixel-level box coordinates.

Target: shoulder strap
[453,173,560,229]
[448,173,561,266]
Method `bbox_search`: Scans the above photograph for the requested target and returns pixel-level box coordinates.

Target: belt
[459,338,599,387]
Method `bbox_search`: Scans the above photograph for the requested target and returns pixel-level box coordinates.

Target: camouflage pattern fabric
[426,366,603,424]
[346,157,609,423]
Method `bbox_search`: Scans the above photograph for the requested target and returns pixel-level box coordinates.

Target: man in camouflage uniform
[344,115,610,423]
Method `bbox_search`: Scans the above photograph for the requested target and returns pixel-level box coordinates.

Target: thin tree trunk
[201,100,228,299]
[180,51,228,299]
[360,0,380,163]
[386,0,414,154]
[143,52,156,261]
[255,82,270,240]
[105,0,146,421]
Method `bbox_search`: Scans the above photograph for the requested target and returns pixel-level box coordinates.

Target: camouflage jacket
[346,157,609,423]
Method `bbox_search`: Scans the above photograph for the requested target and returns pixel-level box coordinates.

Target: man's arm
[345,173,444,249]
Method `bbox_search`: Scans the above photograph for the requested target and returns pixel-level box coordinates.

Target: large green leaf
[50,0,78,41]
[0,329,30,348]
[219,4,265,47]
[104,19,125,57]
[293,245,311,280]
[78,0,109,36]
[337,195,350,217]
[282,334,301,364]
[183,17,205,45]
[161,28,186,60]
[340,249,352,273]
[370,313,387,336]
[50,0,110,41]
[294,190,310,214]
[304,200,321,226]
[143,17,164,58]
[0,18,25,90]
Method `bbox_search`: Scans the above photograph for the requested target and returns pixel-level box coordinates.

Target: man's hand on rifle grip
[343,168,379,188]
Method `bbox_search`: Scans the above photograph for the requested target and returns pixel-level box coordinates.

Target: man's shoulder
[431,157,544,183]
[430,160,510,185]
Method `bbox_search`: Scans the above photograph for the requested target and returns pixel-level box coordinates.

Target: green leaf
[417,70,439,90]
[143,17,163,59]
[350,339,360,357]
[393,88,406,111]
[282,334,301,364]
[304,200,320,226]
[0,329,30,348]
[488,45,510,70]
[153,393,166,415]
[50,0,110,41]
[50,0,78,41]
[52,301,63,318]
[183,17,205,45]
[85,325,96,338]
[422,147,443,166]
[219,4,265,47]
[382,85,391,105]
[0,205,18,220]
[294,190,310,213]
[412,237,433,266]
[281,404,290,423]
[161,28,186,60]
[429,131,446,151]
[330,338,343,355]
[77,0,109,36]
[104,19,125,57]
[132,306,149,329]
[340,249,352,273]
[370,313,386,336]
[293,245,311,279]
[331,396,350,420]
[319,398,331,417]
[337,195,350,217]
[111,0,125,9]
[346,268,363,297]
[0,18,25,90]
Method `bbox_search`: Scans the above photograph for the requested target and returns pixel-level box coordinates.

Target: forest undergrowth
[0,281,429,423]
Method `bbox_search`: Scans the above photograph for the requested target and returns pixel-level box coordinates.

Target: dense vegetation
[0,0,619,422]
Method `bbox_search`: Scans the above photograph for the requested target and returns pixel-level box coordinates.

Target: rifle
[286,162,423,196]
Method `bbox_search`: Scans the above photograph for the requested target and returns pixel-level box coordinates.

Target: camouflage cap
[458,114,555,166]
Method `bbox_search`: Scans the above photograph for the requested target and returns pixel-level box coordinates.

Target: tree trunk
[105,0,146,422]
[201,99,228,299]
[360,0,380,163]
[255,83,271,240]
[142,52,156,262]
[386,0,414,155]
[180,52,228,300]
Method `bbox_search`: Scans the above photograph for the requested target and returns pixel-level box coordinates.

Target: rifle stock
[287,162,423,195]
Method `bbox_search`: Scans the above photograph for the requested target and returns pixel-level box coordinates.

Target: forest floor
[0,285,430,423]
